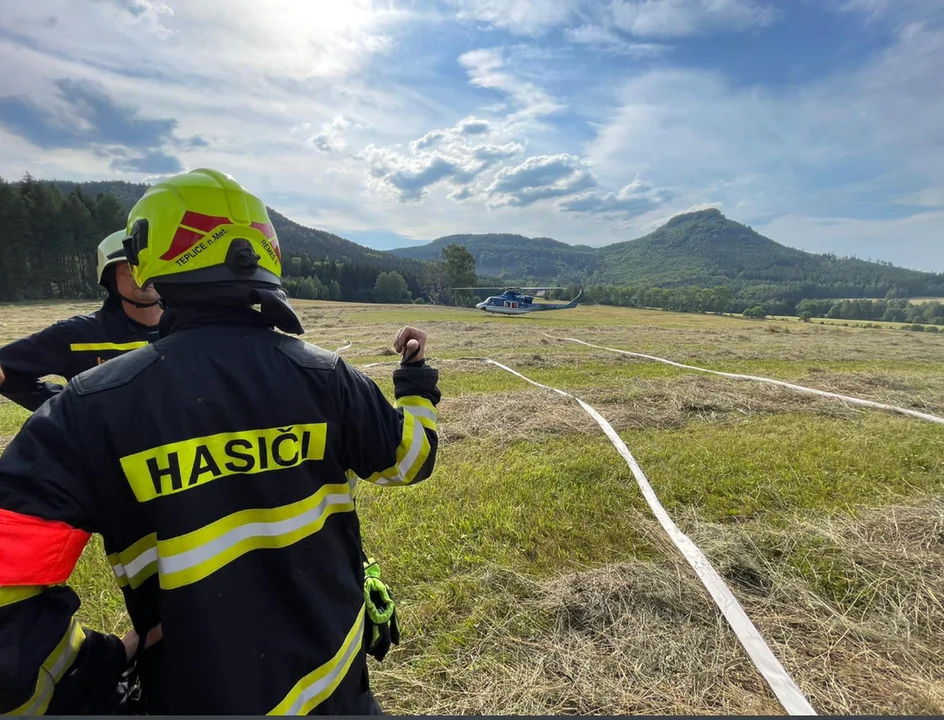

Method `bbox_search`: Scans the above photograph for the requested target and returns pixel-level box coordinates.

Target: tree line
[578,282,944,325]
[795,298,944,325]
[280,242,478,305]
[3,176,936,320]
[0,177,480,307]
[0,176,128,301]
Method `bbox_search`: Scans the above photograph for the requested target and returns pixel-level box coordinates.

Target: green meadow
[1,299,942,715]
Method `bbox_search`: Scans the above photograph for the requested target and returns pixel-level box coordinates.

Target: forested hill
[47,179,421,269]
[6,174,941,305]
[2,176,425,303]
[391,209,944,301]
[391,233,598,282]
[596,209,944,300]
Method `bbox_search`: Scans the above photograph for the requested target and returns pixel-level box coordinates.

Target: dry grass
[371,499,944,716]
[2,299,943,716]
[431,375,865,446]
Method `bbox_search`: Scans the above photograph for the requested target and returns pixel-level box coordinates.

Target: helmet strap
[118,292,162,309]
[102,270,160,309]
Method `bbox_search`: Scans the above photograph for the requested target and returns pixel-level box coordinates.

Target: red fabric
[0,508,90,585]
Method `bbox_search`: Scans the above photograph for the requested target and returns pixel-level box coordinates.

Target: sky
[0,0,942,271]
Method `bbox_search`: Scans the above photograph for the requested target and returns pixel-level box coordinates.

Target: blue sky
[0,0,942,271]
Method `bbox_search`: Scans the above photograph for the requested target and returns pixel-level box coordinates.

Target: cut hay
[371,498,944,716]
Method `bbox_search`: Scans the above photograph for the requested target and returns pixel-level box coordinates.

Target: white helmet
[96,230,129,286]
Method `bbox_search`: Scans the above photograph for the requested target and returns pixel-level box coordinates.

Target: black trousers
[107,665,384,715]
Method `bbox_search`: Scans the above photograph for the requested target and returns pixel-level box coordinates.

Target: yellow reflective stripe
[400,413,431,481]
[411,412,437,432]
[344,470,360,497]
[6,618,86,716]
[69,341,148,352]
[107,533,158,590]
[268,603,366,716]
[157,483,354,590]
[395,396,438,431]
[0,586,43,607]
[367,412,431,486]
[107,555,129,588]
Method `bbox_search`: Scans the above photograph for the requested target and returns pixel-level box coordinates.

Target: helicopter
[451,286,582,315]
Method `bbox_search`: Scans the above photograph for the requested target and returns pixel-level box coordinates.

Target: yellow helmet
[96,229,129,285]
[123,168,283,289]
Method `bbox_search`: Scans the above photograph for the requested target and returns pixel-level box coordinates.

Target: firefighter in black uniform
[0,168,441,715]
[0,230,163,411]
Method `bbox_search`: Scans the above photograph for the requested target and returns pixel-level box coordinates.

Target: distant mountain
[390,209,944,300]
[32,178,944,301]
[595,209,944,298]
[391,233,598,282]
[49,179,424,274]
[51,180,146,211]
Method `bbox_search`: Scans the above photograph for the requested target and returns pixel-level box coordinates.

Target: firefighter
[0,231,163,411]
[0,168,441,715]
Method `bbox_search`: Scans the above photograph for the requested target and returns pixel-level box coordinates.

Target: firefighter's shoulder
[22,309,99,341]
[71,344,161,395]
[275,335,338,371]
[52,307,106,332]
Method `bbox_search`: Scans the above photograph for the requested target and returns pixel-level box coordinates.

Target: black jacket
[0,298,160,412]
[0,304,440,715]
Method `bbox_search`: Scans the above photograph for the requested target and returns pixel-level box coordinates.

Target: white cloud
[758,211,944,273]
[408,116,492,153]
[410,129,447,152]
[609,0,780,38]
[472,142,525,160]
[565,25,668,55]
[92,0,176,38]
[362,143,485,202]
[557,178,674,217]
[308,116,354,154]
[588,69,791,193]
[897,187,944,208]
[578,17,944,263]
[0,0,940,269]
[0,0,454,208]
[457,116,491,135]
[837,0,944,26]
[9,0,410,89]
[487,153,596,207]
[361,116,523,202]
[447,0,779,39]
[447,0,582,36]
[589,19,944,216]
[459,47,564,121]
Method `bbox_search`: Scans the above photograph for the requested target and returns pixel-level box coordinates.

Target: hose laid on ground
[470,357,817,716]
[356,351,816,715]
[543,334,944,427]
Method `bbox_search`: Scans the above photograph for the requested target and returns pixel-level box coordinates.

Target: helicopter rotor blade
[449,287,505,290]
[449,286,571,291]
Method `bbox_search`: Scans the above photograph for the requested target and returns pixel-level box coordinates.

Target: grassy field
[770,314,918,329]
[2,299,944,714]
[896,297,944,304]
